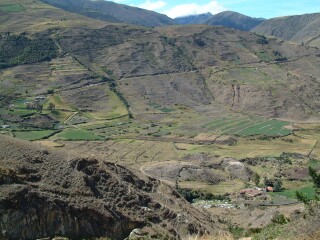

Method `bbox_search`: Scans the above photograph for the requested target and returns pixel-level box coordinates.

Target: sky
[111,0,320,19]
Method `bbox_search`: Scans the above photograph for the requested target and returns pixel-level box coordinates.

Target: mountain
[0,136,216,239]
[175,13,213,25]
[41,0,175,27]
[2,1,320,239]
[205,11,265,31]
[253,12,320,48]
[1,0,320,125]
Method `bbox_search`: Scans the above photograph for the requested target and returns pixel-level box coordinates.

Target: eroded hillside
[0,136,218,239]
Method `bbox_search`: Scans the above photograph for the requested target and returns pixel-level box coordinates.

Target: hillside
[41,0,175,27]
[205,11,264,31]
[1,1,320,239]
[253,12,320,48]
[0,136,217,239]
[175,13,213,25]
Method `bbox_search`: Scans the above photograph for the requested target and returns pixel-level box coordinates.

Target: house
[240,188,263,197]
[35,96,46,99]
[266,186,274,192]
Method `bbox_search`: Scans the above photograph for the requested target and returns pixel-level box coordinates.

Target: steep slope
[0,0,108,34]
[41,0,175,27]
[205,11,264,31]
[253,13,320,48]
[175,13,213,25]
[0,136,217,239]
[56,24,320,121]
[1,0,320,126]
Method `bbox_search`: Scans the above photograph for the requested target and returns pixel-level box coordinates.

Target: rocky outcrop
[0,136,217,239]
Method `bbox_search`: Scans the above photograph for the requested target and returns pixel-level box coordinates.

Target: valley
[1,0,320,239]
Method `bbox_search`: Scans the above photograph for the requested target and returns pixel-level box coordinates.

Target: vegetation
[0,4,25,12]
[177,188,229,203]
[56,129,104,141]
[203,117,292,137]
[272,186,315,200]
[13,130,58,141]
[0,34,58,69]
[102,76,132,118]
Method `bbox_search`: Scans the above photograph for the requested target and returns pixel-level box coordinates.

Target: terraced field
[13,130,58,141]
[203,116,292,137]
[0,4,25,12]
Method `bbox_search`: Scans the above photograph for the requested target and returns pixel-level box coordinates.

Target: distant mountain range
[175,13,214,25]
[205,11,265,31]
[175,11,264,31]
[41,0,175,27]
[253,13,320,48]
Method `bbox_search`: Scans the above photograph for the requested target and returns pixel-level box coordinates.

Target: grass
[0,4,25,12]
[309,159,320,169]
[270,186,315,200]
[13,130,58,141]
[148,102,175,113]
[202,116,292,137]
[44,95,76,112]
[55,129,104,141]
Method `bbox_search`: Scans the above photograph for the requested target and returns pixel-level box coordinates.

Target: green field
[270,186,315,200]
[0,4,25,12]
[56,129,104,141]
[13,130,58,141]
[203,117,292,137]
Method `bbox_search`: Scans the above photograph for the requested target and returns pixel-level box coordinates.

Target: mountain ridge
[205,11,265,31]
[253,12,320,47]
[41,0,175,27]
[175,13,213,25]
[175,11,264,31]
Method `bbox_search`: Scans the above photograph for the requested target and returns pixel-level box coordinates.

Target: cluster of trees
[0,34,58,69]
[252,172,283,192]
[296,167,320,203]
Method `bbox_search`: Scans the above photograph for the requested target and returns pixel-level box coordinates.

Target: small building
[266,186,274,192]
[240,188,263,197]
[35,96,46,99]
[1,125,10,129]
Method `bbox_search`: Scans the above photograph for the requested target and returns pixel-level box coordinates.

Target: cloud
[164,1,226,18]
[138,0,167,11]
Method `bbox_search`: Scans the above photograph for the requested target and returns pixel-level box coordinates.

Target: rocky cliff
[0,136,217,239]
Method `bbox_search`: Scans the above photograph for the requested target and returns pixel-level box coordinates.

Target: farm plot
[61,139,179,171]
[13,130,58,141]
[55,129,103,141]
[0,4,25,12]
[203,117,292,137]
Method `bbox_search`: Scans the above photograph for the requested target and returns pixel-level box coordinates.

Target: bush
[256,35,269,45]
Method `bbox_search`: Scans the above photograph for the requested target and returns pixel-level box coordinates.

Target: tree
[253,173,260,186]
[309,167,320,188]
[263,177,273,187]
[273,179,283,192]
[34,103,43,112]
[47,103,55,111]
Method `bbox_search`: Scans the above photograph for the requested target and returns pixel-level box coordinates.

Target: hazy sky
[112,0,320,19]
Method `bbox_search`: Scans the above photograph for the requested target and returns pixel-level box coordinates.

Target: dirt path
[64,111,78,125]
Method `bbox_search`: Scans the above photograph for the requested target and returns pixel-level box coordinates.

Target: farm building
[266,186,274,192]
